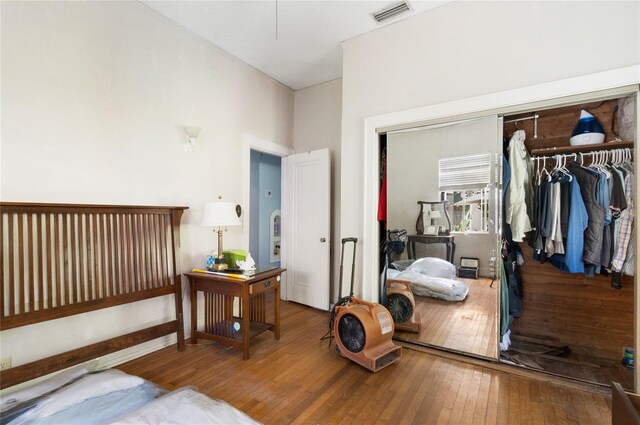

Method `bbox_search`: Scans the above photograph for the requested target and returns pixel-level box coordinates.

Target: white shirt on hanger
[506,130,532,242]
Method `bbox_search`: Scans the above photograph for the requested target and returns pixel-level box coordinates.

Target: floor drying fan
[382,230,421,333]
[386,279,422,333]
[334,297,401,372]
[329,237,401,372]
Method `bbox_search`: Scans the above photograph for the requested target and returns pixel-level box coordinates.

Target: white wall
[293,79,343,302]
[340,1,640,297]
[0,1,293,371]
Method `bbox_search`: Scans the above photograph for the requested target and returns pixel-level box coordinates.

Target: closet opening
[500,94,636,389]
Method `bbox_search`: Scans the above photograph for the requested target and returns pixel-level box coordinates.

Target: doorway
[249,150,282,268]
[242,134,292,297]
[242,135,331,306]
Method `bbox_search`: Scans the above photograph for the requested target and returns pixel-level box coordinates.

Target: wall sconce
[183,126,201,153]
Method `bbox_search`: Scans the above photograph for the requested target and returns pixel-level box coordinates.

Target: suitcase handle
[339,237,358,297]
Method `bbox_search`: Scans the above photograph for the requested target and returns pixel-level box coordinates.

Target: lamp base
[211,254,228,271]
[211,261,228,271]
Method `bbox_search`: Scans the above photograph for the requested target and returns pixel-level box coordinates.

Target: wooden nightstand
[185,267,285,360]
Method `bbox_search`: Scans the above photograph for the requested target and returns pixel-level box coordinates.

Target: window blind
[439,153,492,190]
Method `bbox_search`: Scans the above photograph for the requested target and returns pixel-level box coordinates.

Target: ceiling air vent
[372,1,412,24]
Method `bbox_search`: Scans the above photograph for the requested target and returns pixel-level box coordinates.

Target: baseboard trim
[97,334,179,370]
[0,334,186,395]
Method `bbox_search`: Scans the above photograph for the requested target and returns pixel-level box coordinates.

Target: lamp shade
[429,210,442,219]
[201,202,241,227]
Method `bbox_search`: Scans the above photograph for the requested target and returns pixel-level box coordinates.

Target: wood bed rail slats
[0,203,187,332]
[1,286,176,330]
[0,202,187,389]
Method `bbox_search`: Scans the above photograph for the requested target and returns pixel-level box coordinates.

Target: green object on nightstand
[223,250,246,269]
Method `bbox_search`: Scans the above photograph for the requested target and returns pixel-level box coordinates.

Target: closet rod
[531,146,633,159]
[531,147,633,165]
[505,113,539,138]
[504,114,539,123]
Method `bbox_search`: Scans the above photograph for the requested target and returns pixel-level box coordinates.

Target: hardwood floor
[118,301,612,425]
[394,278,498,359]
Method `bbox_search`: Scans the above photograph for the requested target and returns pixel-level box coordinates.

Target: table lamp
[201,200,241,271]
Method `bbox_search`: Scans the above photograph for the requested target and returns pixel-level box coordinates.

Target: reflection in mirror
[442,187,490,233]
[383,116,500,359]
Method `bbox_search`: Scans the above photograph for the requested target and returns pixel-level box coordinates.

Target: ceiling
[142,1,452,90]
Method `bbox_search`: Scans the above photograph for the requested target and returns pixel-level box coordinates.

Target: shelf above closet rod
[529,140,633,156]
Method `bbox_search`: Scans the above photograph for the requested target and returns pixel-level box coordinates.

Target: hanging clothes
[611,171,635,272]
[525,152,634,280]
[377,159,387,222]
[505,130,532,242]
[503,155,511,208]
[607,165,627,269]
[622,229,636,276]
[500,262,511,337]
[502,155,516,244]
[559,179,572,238]
[610,166,627,217]
[605,166,627,268]
[545,180,565,256]
[548,175,588,273]
[567,162,606,271]
[529,177,549,257]
[503,242,523,318]
[621,167,636,277]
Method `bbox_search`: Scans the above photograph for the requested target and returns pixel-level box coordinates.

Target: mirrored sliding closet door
[383,116,502,359]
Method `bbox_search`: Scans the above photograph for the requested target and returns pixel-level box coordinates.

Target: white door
[283,148,330,310]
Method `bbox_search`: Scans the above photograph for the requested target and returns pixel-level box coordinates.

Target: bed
[0,368,259,424]
[0,202,258,424]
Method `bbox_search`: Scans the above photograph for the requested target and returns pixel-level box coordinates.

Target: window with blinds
[438,153,492,191]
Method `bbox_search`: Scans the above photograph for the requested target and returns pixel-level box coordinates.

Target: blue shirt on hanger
[549,175,588,274]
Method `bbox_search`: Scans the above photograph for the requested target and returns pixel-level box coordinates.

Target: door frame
[359,64,639,387]
[242,134,293,298]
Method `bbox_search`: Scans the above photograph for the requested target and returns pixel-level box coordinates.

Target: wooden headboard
[0,202,188,389]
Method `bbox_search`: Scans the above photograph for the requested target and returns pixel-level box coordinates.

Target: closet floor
[501,334,634,390]
[394,277,498,359]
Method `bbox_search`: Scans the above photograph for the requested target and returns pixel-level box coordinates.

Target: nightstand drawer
[249,278,277,295]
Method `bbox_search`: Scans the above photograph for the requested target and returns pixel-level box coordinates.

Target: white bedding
[0,367,89,414]
[36,369,144,418]
[109,387,260,425]
[394,270,469,301]
[1,369,259,425]
[389,257,469,302]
